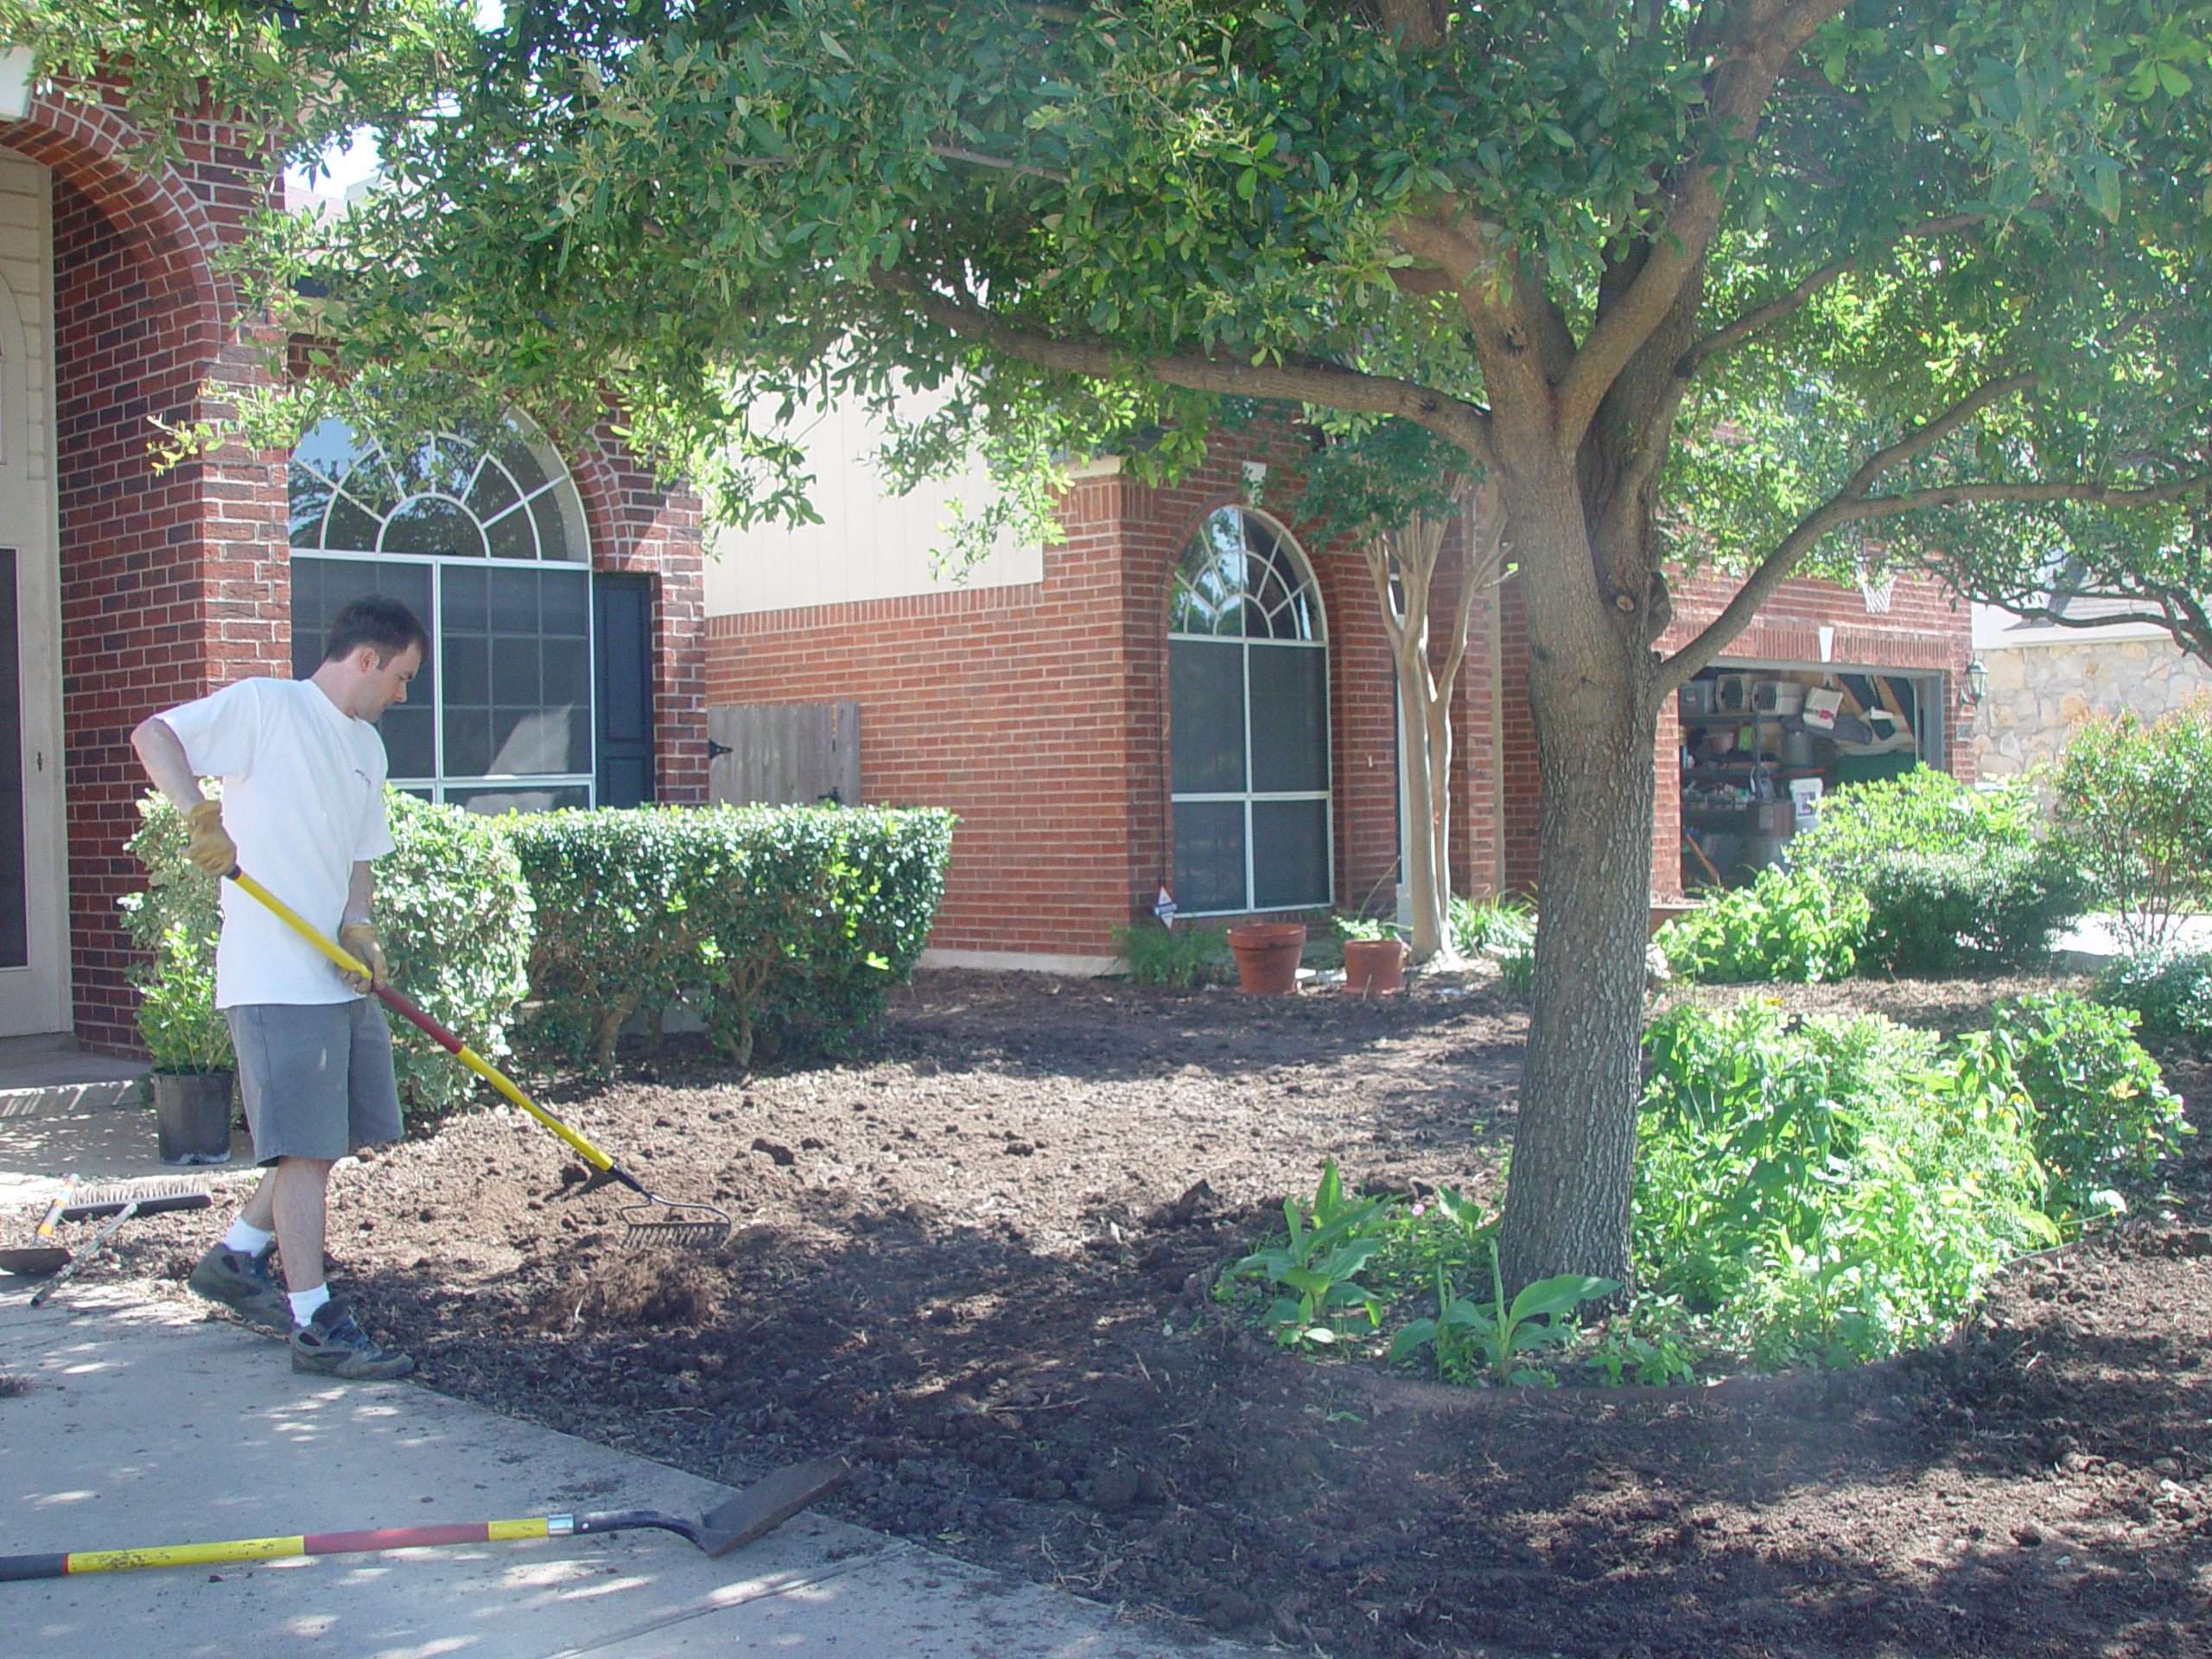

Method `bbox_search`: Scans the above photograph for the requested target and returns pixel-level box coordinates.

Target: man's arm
[345,861,374,926]
[130,716,204,809]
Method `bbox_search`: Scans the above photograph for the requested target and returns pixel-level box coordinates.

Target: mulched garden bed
[67,967,2212,1657]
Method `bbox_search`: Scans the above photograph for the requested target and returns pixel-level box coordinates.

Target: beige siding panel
[703,398,1044,616]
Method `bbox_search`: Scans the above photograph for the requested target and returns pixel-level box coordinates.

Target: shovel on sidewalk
[0,1456,851,1582]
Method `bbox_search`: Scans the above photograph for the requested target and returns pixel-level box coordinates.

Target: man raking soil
[131,594,427,1381]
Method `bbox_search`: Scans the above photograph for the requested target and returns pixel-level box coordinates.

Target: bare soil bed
[84,968,2212,1656]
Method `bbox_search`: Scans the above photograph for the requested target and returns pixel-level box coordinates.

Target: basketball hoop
[1858,573,1895,613]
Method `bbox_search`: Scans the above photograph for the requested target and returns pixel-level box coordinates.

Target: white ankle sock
[289,1284,331,1326]
[222,1219,274,1255]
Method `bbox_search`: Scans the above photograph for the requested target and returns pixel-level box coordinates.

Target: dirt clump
[534,1247,723,1331]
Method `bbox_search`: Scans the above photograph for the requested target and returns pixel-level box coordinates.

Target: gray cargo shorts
[226,999,404,1165]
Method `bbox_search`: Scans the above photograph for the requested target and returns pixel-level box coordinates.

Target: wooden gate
[707,702,861,807]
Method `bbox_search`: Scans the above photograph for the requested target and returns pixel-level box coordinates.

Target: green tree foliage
[2054,699,2212,952]
[87,0,2212,1287]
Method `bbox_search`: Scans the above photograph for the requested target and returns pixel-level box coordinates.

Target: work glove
[336,921,389,995]
[181,800,237,879]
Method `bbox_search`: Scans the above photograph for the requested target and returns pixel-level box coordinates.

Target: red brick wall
[571,433,708,804]
[706,440,1409,961]
[49,109,289,1051]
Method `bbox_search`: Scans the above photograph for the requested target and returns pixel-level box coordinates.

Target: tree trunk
[1395,668,1448,959]
[1494,510,1659,1294]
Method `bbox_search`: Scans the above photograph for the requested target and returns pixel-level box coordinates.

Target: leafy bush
[510,804,952,1069]
[1985,991,2190,1217]
[2097,947,2212,1046]
[1789,770,2083,972]
[1655,866,1868,983]
[120,791,232,1076]
[1450,893,1535,987]
[2054,702,2212,953]
[373,792,536,1118]
[1637,1000,2054,1366]
[125,790,534,1120]
[1112,921,1234,987]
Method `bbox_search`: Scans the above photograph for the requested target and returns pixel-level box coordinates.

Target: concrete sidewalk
[0,1290,1255,1659]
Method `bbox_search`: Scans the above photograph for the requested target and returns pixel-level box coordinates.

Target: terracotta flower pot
[1341,937,1408,996]
[1225,923,1306,995]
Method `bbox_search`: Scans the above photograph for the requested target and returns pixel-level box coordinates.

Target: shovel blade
[0,1247,68,1277]
[697,1456,851,1558]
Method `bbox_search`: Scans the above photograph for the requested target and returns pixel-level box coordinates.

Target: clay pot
[1225,923,1306,995]
[1341,937,1408,996]
[151,1071,234,1165]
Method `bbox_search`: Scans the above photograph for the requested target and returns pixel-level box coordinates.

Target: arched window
[1167,507,1331,913]
[288,414,603,812]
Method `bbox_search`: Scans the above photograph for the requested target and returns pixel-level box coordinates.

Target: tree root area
[93,968,2212,1658]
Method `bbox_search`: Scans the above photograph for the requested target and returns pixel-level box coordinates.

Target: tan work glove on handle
[181,800,236,879]
[336,921,389,995]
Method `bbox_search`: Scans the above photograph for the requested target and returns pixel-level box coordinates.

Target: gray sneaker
[289,1301,414,1380]
[187,1243,289,1330]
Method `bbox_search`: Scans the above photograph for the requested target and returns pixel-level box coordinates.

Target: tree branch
[926,142,1071,184]
[1656,371,2035,690]
[874,272,1497,463]
[1554,0,1852,454]
[1676,207,2029,378]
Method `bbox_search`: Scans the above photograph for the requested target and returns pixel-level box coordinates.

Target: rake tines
[618,1199,731,1250]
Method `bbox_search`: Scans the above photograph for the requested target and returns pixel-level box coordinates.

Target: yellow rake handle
[225,867,640,1194]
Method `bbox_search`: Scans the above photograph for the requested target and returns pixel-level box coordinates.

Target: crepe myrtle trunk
[1495,544,1660,1294]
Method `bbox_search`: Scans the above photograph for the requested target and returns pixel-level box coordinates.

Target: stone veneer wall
[1974,633,2212,777]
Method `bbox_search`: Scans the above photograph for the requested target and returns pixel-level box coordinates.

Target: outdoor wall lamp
[1963,659,1988,706]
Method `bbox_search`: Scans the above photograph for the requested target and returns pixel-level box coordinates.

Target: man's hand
[181,800,237,879]
[336,921,389,995]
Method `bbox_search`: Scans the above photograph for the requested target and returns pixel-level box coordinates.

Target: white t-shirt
[156,677,396,1007]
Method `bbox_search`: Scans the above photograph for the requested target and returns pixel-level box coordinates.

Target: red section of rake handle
[308,1522,495,1554]
[377,983,465,1054]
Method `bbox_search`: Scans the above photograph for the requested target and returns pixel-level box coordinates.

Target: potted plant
[131,919,235,1165]
[1224,921,1307,994]
[1335,913,1409,996]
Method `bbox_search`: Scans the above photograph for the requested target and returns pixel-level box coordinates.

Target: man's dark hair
[323,595,429,667]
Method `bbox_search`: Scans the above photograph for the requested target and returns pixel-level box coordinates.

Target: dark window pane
[451,784,589,815]
[288,561,321,679]
[467,463,520,524]
[491,635,540,706]
[293,558,434,685]
[1249,644,1328,793]
[444,709,493,776]
[540,569,589,635]
[1252,798,1331,910]
[532,493,574,563]
[485,505,536,561]
[442,564,487,631]
[490,705,575,773]
[490,567,538,632]
[1169,639,1245,795]
[542,639,590,707]
[323,493,382,553]
[288,465,334,544]
[498,433,550,496]
[379,705,435,779]
[1173,801,1246,913]
[442,635,489,705]
[382,495,486,559]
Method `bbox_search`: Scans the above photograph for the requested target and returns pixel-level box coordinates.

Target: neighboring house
[0,90,707,1054]
[1971,598,2212,776]
[708,416,1980,969]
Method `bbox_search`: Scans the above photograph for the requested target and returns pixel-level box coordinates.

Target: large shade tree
[44,0,2212,1288]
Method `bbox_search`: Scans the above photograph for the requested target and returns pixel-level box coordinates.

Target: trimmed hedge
[506,804,954,1068]
[125,789,535,1121]
[1788,770,2083,972]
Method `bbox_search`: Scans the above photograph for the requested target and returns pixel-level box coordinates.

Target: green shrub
[1985,991,2190,1217]
[1450,893,1535,987]
[1112,922,1233,987]
[1655,866,1868,983]
[372,792,536,1118]
[124,790,535,1121]
[1637,1000,2054,1366]
[2054,702,2212,953]
[509,804,953,1069]
[120,791,232,1076]
[1789,770,2083,972]
[2097,948,2212,1046]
